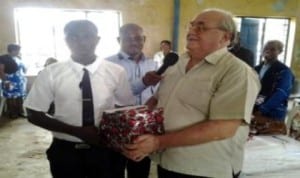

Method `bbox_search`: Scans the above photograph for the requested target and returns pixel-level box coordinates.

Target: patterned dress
[2,57,27,99]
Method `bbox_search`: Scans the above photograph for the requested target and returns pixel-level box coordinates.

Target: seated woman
[252,40,294,134]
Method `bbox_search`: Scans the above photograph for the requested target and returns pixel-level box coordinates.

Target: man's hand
[75,126,101,146]
[142,71,161,86]
[123,134,160,162]
[145,96,158,110]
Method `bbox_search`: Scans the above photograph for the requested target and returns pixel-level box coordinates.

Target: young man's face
[65,26,99,59]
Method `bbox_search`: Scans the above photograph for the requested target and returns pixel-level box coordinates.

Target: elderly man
[106,23,161,178]
[124,9,260,178]
[24,20,135,178]
[252,40,294,134]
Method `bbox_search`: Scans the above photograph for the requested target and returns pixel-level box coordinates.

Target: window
[234,17,294,66]
[14,8,122,75]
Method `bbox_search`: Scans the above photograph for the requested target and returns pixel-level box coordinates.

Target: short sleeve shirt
[155,48,260,178]
[24,58,135,142]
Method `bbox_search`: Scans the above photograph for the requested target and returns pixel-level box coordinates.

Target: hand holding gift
[123,134,161,162]
[99,105,164,153]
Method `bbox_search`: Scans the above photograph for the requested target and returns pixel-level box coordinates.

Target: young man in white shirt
[24,20,135,178]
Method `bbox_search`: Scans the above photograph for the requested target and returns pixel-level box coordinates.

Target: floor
[0,117,51,178]
[2,116,300,178]
[0,117,158,178]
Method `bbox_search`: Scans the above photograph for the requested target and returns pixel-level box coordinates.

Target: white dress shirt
[153,51,164,67]
[24,57,135,142]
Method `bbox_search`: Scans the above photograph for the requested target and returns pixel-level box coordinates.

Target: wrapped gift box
[99,105,164,152]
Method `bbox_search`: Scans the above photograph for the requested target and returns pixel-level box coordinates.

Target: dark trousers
[158,166,211,178]
[112,152,151,178]
[6,97,24,118]
[158,165,241,178]
[46,138,118,178]
[127,156,151,178]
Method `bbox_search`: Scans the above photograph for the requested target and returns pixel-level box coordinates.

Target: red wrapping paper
[99,106,164,152]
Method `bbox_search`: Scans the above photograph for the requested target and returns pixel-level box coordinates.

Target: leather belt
[53,138,91,149]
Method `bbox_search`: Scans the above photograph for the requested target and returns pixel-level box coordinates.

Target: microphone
[156,52,179,75]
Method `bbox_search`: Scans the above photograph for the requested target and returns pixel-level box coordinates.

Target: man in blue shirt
[106,23,161,178]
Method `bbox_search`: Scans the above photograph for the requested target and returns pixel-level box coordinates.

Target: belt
[53,138,91,149]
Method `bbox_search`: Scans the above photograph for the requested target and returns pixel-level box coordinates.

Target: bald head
[186,8,237,60]
[263,40,283,62]
[118,23,146,58]
[201,8,237,42]
[119,23,143,37]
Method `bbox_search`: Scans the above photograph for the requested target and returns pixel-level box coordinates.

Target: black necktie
[80,68,94,126]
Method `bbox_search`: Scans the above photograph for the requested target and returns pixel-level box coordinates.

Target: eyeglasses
[188,21,224,33]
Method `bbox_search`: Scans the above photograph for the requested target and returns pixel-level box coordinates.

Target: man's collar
[118,51,146,61]
[69,57,102,74]
[204,47,228,65]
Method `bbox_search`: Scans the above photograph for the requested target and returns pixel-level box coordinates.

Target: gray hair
[203,8,237,42]
[265,40,284,52]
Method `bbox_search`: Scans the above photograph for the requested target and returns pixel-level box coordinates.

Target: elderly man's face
[119,29,145,57]
[186,11,229,55]
[263,42,282,62]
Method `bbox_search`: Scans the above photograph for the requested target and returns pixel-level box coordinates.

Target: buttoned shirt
[154,48,260,178]
[106,52,158,105]
[24,57,135,142]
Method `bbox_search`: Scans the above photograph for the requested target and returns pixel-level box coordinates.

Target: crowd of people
[0,7,294,178]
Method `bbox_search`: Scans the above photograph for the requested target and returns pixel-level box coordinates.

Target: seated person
[252,40,294,134]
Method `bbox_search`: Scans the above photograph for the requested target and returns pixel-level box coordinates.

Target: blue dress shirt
[106,51,158,105]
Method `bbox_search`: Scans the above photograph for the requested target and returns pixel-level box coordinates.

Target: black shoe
[9,114,19,119]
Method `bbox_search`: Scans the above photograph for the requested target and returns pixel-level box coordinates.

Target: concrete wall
[179,0,300,76]
[0,0,174,57]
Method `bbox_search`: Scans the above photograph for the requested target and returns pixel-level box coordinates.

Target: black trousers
[127,156,151,178]
[112,152,151,178]
[157,166,211,178]
[158,166,241,178]
[46,138,119,178]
